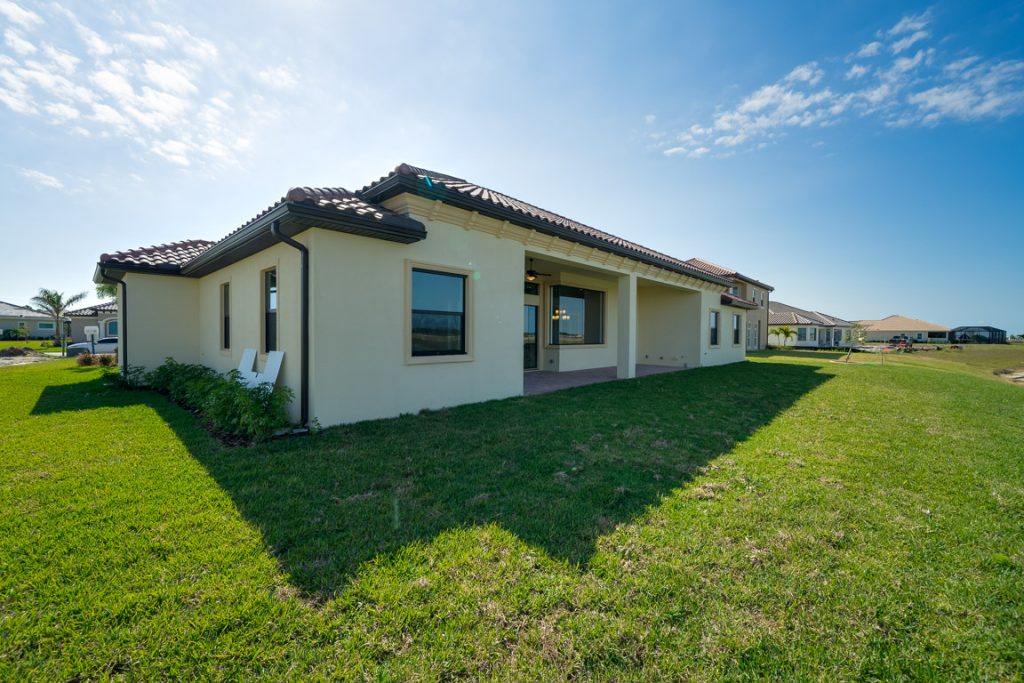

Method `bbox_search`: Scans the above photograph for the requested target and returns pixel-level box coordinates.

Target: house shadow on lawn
[34,361,830,601]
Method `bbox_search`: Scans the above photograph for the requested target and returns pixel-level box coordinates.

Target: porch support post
[617,272,637,379]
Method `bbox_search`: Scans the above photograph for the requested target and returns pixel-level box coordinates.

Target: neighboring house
[857,315,950,343]
[767,301,853,348]
[684,258,773,351]
[94,163,768,427]
[68,301,119,343]
[0,300,57,339]
[950,326,1007,344]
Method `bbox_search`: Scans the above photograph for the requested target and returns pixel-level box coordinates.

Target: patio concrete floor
[523,364,686,396]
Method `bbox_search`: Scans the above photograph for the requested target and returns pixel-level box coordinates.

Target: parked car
[66,337,118,356]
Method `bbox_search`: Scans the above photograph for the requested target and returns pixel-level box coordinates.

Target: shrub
[97,354,115,367]
[146,358,294,443]
[76,352,96,366]
[40,340,51,348]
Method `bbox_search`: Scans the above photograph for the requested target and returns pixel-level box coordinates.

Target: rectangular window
[798,327,807,341]
[845,329,851,341]
[550,285,604,345]
[38,322,55,330]
[709,311,720,346]
[752,287,759,304]
[732,314,741,345]
[263,269,277,352]
[221,283,231,350]
[729,286,738,296]
[411,268,466,356]
[106,320,118,336]
[810,328,817,341]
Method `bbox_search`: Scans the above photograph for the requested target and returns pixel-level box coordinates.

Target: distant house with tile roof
[768,301,853,348]
[856,315,950,343]
[68,300,119,342]
[684,258,773,351]
[0,300,57,339]
[94,163,773,428]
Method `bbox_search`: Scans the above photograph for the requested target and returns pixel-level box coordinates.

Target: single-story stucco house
[856,315,950,343]
[684,258,773,351]
[767,301,853,348]
[68,301,119,343]
[94,163,769,427]
[0,300,56,339]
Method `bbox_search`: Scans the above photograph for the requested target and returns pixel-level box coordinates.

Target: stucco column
[617,272,637,379]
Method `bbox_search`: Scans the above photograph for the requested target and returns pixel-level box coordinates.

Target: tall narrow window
[550,285,603,345]
[263,270,277,352]
[709,311,720,346]
[732,314,741,345]
[810,327,817,341]
[221,283,231,350]
[798,327,807,341]
[411,268,466,356]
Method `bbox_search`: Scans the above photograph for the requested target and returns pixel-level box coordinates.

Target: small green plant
[146,358,293,442]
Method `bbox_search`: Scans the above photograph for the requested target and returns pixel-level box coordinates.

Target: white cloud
[152,23,218,62]
[76,24,113,57]
[887,12,930,37]
[41,45,80,74]
[142,60,197,94]
[892,30,929,54]
[855,41,882,58]
[655,12,1024,159]
[785,62,824,86]
[91,70,135,100]
[845,64,868,79]
[151,138,192,166]
[44,102,78,120]
[122,32,168,50]
[4,28,36,55]
[18,168,63,189]
[644,113,656,125]
[0,0,42,28]
[257,65,299,89]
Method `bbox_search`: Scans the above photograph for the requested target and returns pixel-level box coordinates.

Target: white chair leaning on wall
[236,348,284,388]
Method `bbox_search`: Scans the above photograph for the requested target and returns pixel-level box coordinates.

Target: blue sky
[2,0,1022,333]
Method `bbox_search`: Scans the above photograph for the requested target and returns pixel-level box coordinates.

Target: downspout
[270,219,309,427]
[98,267,128,375]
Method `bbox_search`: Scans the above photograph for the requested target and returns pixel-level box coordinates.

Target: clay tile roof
[685,257,774,291]
[284,186,393,221]
[361,164,728,285]
[855,315,949,332]
[721,292,759,309]
[100,239,215,270]
[68,301,118,317]
[768,301,852,327]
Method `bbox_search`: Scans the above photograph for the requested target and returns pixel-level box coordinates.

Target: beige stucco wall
[121,273,199,371]
[637,285,700,367]
[305,222,523,426]
[700,291,747,366]
[195,240,305,422]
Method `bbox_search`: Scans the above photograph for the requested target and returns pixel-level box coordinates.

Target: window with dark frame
[732,314,741,345]
[264,270,277,352]
[549,285,603,345]
[221,283,231,350]
[710,311,720,346]
[411,268,466,356]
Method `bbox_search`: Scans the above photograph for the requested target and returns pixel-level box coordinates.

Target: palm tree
[95,282,117,299]
[30,288,86,357]
[770,325,796,348]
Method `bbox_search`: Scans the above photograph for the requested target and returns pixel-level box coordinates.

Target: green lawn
[0,339,67,353]
[1,353,1022,679]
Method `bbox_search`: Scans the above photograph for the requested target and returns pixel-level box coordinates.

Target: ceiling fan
[525,258,552,282]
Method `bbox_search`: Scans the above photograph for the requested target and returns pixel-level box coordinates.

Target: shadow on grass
[33,361,830,601]
[756,349,849,361]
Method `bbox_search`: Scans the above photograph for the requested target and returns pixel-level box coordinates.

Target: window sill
[406,354,474,366]
[544,343,607,350]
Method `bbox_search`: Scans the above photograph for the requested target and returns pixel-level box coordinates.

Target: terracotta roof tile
[362,164,725,284]
[768,301,851,327]
[69,301,118,317]
[855,315,949,332]
[100,239,215,270]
